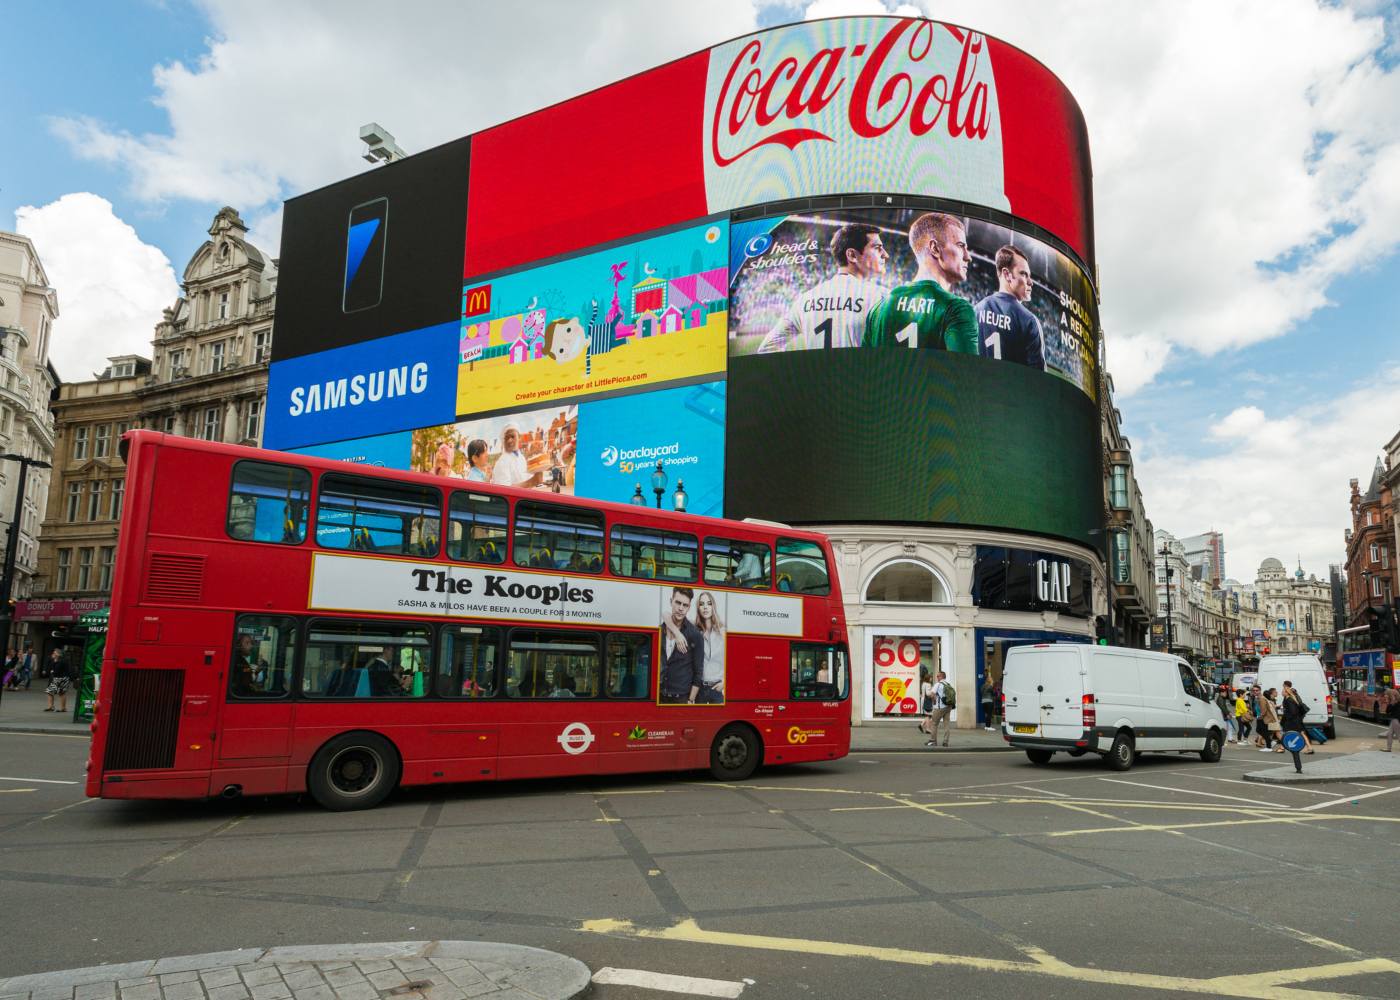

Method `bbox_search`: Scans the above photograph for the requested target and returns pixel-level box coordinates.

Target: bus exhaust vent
[145,552,205,603]
[105,668,184,770]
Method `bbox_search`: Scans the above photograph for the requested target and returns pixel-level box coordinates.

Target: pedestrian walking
[1,648,16,691]
[980,675,996,732]
[1281,681,1313,754]
[1234,689,1253,744]
[1382,687,1400,752]
[918,669,935,744]
[43,649,75,714]
[1215,685,1237,743]
[1257,687,1281,752]
[18,645,34,690]
[928,671,955,748]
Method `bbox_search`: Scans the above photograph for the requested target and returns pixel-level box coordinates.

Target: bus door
[213,617,298,792]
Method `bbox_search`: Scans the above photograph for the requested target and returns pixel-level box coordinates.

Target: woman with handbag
[1234,689,1253,745]
[918,669,936,746]
[1280,682,1314,754]
[1256,688,1281,752]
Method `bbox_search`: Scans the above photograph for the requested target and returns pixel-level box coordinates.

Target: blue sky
[5,0,1400,581]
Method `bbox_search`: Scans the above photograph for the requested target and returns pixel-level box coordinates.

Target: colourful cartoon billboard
[457,221,728,418]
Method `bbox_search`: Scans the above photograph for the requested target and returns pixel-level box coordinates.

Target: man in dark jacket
[659,587,703,704]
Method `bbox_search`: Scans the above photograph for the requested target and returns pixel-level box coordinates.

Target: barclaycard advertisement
[575,381,725,516]
[458,220,729,418]
[729,208,1098,400]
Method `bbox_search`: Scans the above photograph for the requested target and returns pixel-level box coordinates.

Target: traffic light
[1094,615,1110,645]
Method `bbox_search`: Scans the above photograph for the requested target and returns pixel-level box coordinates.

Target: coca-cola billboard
[464,16,1093,281]
[702,19,1010,218]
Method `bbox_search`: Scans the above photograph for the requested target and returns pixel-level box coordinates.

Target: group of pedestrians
[2,646,77,713]
[1,646,36,691]
[918,669,956,747]
[1216,680,1315,772]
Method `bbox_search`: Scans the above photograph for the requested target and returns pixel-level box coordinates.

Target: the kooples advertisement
[971,546,1092,617]
[308,553,803,636]
[729,208,1098,400]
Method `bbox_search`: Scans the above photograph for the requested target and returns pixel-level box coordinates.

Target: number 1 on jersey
[983,331,1001,359]
[895,323,918,349]
[815,317,833,350]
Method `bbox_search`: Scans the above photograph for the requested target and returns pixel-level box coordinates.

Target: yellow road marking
[579,918,1399,999]
[0,787,35,794]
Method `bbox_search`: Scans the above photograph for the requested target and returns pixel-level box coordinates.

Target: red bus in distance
[86,432,850,810]
[1336,624,1397,722]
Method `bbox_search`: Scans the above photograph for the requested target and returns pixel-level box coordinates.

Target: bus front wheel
[308,732,400,811]
[710,724,761,781]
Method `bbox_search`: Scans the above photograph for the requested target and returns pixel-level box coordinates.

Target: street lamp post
[650,460,667,509]
[1159,542,1174,654]
[0,453,51,709]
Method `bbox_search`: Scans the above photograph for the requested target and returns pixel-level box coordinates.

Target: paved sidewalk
[0,687,89,736]
[850,721,1009,753]
[0,942,590,1000]
[1243,749,1400,785]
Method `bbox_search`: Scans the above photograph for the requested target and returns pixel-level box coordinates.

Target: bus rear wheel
[710,724,761,781]
[308,732,400,811]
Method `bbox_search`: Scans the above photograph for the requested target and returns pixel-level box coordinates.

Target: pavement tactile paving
[0,945,589,1000]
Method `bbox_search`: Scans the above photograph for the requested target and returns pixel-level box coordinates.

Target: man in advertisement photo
[865,211,978,354]
[489,423,542,489]
[756,223,890,353]
[659,587,704,704]
[975,245,1046,371]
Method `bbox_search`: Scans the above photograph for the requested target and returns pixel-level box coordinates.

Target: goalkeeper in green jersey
[864,211,978,353]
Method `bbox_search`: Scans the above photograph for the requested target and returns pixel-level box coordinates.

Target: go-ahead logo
[744,233,773,257]
[786,726,826,744]
[600,445,619,467]
[557,722,596,755]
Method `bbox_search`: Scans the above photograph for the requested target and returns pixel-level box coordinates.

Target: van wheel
[710,724,761,781]
[307,732,400,811]
[1200,731,1222,763]
[1025,749,1053,765]
[1323,723,1336,740]
[1106,732,1134,771]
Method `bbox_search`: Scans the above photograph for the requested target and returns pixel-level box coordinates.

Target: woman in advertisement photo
[695,590,726,704]
[465,438,491,482]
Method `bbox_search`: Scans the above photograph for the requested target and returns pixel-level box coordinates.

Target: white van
[1255,654,1333,739]
[1002,643,1226,770]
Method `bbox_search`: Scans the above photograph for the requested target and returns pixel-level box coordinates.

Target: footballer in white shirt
[757,223,891,353]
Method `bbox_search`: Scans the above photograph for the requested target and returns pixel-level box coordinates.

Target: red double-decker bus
[85,432,850,810]
[1336,625,1397,722]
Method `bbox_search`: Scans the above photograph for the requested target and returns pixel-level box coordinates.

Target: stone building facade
[0,230,60,651]
[1345,457,1396,627]
[1102,371,1157,647]
[30,209,274,639]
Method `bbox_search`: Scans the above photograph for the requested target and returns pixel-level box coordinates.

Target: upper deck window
[513,501,604,574]
[776,538,831,595]
[447,491,509,565]
[610,524,697,582]
[703,537,771,590]
[316,473,441,557]
[227,461,311,544]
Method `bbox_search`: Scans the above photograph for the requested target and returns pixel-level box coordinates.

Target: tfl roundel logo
[743,233,773,258]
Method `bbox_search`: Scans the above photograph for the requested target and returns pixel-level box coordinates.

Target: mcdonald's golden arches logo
[462,283,492,317]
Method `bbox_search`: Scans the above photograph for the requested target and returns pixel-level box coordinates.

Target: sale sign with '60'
[871,634,937,716]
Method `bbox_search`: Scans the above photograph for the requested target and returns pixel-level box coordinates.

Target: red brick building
[1345,458,1397,626]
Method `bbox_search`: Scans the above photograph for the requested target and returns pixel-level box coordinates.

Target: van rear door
[1037,648,1086,741]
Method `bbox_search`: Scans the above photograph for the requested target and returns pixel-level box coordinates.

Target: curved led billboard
[267,14,1100,547]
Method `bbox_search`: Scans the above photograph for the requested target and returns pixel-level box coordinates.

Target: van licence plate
[1013,724,1037,734]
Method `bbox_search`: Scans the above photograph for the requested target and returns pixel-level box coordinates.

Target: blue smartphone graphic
[343,197,388,313]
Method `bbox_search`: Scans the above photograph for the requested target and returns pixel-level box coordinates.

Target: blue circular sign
[743,233,773,257]
[1281,731,1306,753]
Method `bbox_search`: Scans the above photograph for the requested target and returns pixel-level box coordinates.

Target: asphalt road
[2,716,1398,999]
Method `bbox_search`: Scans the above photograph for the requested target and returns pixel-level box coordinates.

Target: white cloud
[50,0,764,258]
[802,0,1400,395]
[13,194,179,383]
[1136,367,1400,583]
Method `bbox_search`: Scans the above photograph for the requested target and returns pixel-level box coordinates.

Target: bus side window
[229,616,296,699]
[610,525,697,582]
[606,632,651,699]
[300,619,432,699]
[513,502,604,574]
[702,537,771,589]
[447,491,509,564]
[505,629,600,698]
[227,461,310,544]
[790,643,848,701]
[776,538,831,595]
[438,624,500,698]
[316,473,442,557]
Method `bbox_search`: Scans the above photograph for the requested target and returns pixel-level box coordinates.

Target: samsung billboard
[267,15,1100,547]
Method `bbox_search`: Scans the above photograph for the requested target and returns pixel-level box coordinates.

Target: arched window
[863,560,950,604]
